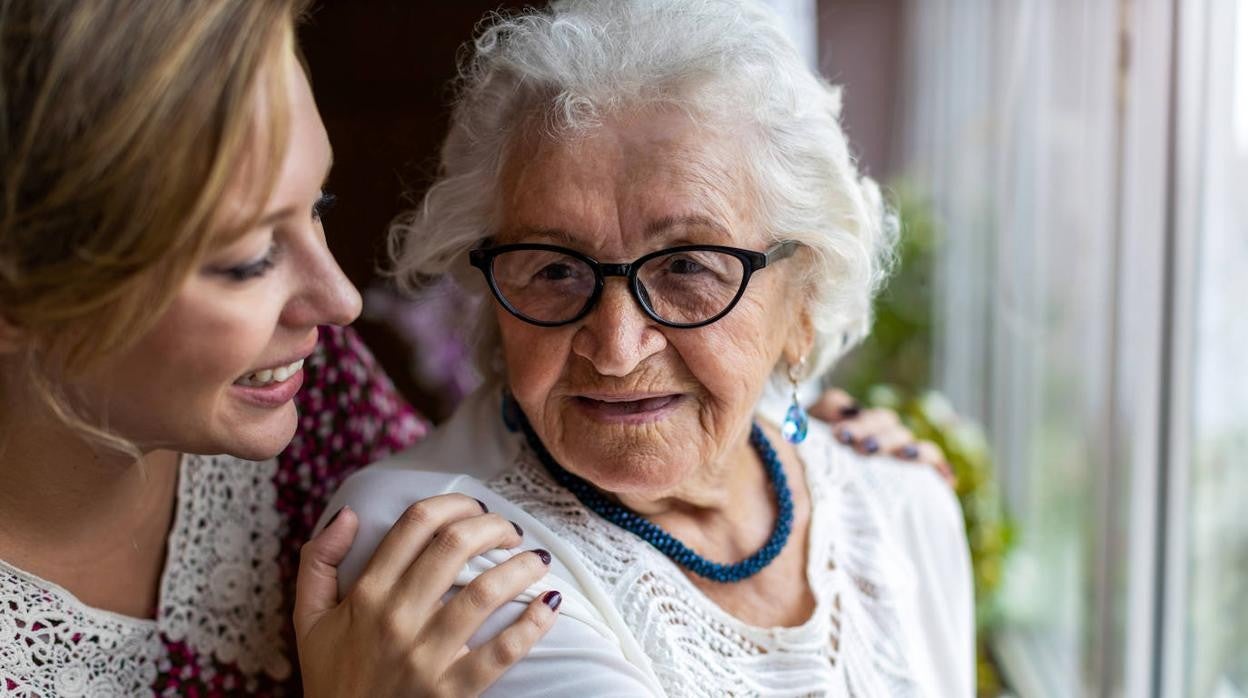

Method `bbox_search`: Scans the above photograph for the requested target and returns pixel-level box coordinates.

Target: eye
[535,262,577,281]
[221,241,278,282]
[312,191,336,221]
[666,256,707,274]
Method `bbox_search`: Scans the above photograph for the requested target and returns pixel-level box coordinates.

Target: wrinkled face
[62,47,361,461]
[496,110,806,499]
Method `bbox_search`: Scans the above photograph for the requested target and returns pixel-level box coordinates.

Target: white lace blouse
[325,388,976,697]
[0,325,428,697]
[0,455,292,697]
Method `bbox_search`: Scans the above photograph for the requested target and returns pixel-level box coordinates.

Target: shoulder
[801,420,966,556]
[859,454,966,553]
[329,460,477,523]
[322,384,523,542]
[320,455,666,695]
[829,431,971,601]
[807,425,976,695]
[319,386,525,597]
[321,456,503,598]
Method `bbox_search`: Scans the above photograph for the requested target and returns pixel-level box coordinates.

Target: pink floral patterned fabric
[151,325,428,696]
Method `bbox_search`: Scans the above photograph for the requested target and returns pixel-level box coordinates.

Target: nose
[571,279,666,376]
[280,235,363,329]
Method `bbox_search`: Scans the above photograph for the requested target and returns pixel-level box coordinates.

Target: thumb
[294,506,359,640]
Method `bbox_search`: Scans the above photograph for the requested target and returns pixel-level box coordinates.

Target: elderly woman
[325,0,973,695]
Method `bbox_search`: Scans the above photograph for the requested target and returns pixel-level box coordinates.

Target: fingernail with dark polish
[837,428,855,445]
[512,521,524,537]
[532,548,552,565]
[839,403,861,418]
[326,506,345,527]
[900,444,919,460]
[541,590,562,611]
[862,436,880,454]
[474,498,489,513]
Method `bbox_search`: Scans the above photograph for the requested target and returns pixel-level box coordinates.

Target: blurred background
[298,1,1247,695]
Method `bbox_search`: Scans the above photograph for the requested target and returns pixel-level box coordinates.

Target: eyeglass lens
[489,248,747,325]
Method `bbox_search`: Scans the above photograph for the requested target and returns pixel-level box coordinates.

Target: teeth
[236,358,304,388]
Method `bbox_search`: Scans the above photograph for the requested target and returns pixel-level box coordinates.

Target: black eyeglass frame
[468,241,799,329]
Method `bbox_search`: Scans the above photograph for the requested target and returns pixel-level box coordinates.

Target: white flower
[86,673,124,698]
[208,562,252,609]
[213,521,249,560]
[54,666,88,696]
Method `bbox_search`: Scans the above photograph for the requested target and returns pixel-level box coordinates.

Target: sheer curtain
[900,3,1118,691]
[898,0,1246,695]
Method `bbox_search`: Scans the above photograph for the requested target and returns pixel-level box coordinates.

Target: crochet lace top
[0,326,426,697]
[486,425,962,696]
[325,387,977,697]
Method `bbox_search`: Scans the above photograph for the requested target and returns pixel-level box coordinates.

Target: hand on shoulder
[294,493,559,698]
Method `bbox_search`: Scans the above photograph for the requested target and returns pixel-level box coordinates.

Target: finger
[392,512,526,620]
[354,493,492,593]
[896,439,946,466]
[898,440,957,487]
[861,423,915,456]
[832,408,900,452]
[808,387,861,423]
[294,506,358,641]
[441,589,562,695]
[420,548,553,661]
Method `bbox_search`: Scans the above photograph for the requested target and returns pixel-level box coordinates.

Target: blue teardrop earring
[781,357,809,444]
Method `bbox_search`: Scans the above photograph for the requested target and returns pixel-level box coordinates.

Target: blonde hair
[0,0,309,452]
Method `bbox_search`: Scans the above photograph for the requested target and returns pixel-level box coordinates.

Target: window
[898,0,1247,695]
[1165,1,1248,694]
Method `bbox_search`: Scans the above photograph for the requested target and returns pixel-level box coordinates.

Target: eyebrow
[645,214,731,240]
[254,148,334,227]
[513,227,584,246]
[509,214,731,247]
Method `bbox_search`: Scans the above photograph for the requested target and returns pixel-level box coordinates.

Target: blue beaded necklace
[508,400,795,584]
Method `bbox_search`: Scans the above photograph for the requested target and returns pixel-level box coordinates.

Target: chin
[565,449,690,496]
[222,405,299,461]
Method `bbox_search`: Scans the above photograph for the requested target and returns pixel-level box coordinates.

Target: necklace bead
[513,406,795,584]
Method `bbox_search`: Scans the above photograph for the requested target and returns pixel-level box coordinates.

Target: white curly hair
[388,0,896,384]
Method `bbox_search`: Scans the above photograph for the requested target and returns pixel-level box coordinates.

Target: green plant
[831,185,1015,695]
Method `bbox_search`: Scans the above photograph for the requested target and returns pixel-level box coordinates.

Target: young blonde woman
[0,3,563,695]
[0,1,947,695]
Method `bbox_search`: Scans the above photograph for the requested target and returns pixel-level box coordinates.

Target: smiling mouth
[234,358,305,388]
[574,394,682,415]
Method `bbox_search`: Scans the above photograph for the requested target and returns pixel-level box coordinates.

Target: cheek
[67,286,284,447]
[97,287,286,429]
[675,294,790,402]
[141,293,276,385]
[498,313,568,404]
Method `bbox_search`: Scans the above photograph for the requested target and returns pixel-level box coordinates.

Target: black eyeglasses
[468,241,799,329]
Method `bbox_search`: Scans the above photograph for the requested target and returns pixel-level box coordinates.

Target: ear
[782,304,816,370]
